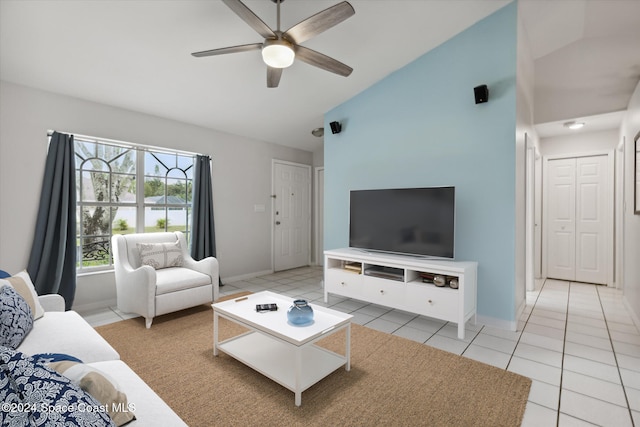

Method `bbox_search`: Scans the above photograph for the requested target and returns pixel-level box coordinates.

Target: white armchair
[111,231,219,328]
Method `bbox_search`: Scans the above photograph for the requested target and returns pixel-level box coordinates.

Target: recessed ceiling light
[564,121,585,130]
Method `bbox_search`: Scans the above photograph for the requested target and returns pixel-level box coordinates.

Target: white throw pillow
[0,270,45,320]
[137,241,184,270]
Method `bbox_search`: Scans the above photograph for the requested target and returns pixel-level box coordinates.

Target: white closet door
[546,158,576,281]
[545,155,609,284]
[575,156,608,284]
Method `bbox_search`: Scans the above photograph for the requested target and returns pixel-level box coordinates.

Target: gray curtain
[27,131,77,310]
[191,155,219,267]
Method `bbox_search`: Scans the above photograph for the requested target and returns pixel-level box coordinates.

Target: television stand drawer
[325,269,363,298]
[362,277,404,306]
[405,284,458,321]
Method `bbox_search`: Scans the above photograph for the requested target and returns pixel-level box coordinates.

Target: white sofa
[14,293,187,426]
[112,231,219,328]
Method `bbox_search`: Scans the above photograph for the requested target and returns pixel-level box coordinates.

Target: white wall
[0,81,312,310]
[539,129,620,156]
[621,81,640,325]
[311,146,325,265]
[312,146,324,168]
[515,1,537,320]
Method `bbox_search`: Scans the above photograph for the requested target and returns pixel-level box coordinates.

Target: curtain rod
[47,129,201,158]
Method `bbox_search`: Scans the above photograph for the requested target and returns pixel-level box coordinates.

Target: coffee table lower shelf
[217,331,347,406]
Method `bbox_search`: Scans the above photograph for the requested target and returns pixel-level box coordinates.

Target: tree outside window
[74,138,194,270]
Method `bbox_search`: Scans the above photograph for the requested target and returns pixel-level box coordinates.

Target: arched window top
[79,157,109,172]
[145,151,193,179]
[167,168,186,179]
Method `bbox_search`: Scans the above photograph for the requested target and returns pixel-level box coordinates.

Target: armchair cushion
[137,241,184,270]
[155,267,212,295]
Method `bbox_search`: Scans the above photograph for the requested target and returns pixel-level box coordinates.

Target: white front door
[545,155,610,284]
[273,161,311,271]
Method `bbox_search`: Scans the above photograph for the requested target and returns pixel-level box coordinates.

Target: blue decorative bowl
[287,299,314,326]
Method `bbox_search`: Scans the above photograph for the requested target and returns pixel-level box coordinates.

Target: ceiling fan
[192,0,355,88]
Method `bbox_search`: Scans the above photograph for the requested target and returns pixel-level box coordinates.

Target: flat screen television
[349,187,455,258]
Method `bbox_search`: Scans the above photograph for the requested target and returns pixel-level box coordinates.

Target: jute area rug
[96,293,531,427]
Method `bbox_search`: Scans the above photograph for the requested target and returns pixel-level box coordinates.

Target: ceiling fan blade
[222,0,275,39]
[191,43,262,58]
[283,1,355,44]
[294,45,352,77]
[267,66,283,88]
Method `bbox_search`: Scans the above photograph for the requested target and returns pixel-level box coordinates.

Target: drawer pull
[380,290,385,294]
[428,299,433,304]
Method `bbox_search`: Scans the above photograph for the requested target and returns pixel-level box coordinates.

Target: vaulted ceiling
[1,0,639,150]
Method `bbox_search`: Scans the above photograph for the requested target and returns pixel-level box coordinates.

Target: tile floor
[81,266,640,426]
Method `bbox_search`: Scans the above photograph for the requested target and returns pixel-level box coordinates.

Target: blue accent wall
[324,3,518,322]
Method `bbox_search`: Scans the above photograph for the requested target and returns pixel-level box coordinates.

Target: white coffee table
[212,291,352,406]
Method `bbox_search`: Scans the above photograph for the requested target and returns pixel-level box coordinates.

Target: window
[74,136,195,270]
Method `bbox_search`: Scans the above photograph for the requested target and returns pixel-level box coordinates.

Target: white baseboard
[72,298,117,314]
[475,314,519,332]
[223,269,274,284]
[515,299,527,330]
[623,295,640,332]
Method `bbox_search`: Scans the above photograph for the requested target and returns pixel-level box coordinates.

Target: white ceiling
[519,0,640,138]
[1,0,639,151]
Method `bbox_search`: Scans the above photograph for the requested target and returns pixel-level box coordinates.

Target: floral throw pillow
[0,285,34,349]
[137,241,184,270]
[0,346,115,427]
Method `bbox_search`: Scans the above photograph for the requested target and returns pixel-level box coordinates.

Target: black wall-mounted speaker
[330,121,342,134]
[474,85,489,104]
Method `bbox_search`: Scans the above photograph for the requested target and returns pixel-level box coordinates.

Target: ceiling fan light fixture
[262,39,295,68]
[193,0,355,87]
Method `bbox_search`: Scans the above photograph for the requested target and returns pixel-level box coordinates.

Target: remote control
[256,303,278,312]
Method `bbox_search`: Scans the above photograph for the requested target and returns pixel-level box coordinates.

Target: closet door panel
[575,156,608,284]
[546,158,576,281]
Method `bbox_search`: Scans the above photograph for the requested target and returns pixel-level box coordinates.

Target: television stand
[324,248,477,339]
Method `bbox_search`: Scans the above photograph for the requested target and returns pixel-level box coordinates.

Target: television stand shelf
[323,248,477,339]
